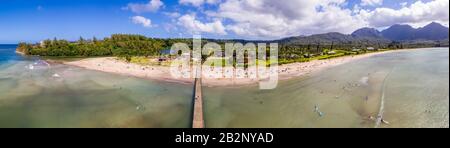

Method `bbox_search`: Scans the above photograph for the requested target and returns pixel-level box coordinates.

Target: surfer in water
[314,105,324,117]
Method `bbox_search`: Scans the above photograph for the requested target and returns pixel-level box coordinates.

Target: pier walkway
[192,63,205,128]
[192,78,204,128]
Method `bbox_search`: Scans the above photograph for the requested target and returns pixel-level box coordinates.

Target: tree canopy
[17,34,186,57]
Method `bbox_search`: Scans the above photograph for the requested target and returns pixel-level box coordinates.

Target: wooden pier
[192,77,204,128]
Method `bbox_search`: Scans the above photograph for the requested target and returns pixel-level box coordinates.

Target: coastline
[15,50,25,55]
[63,49,408,87]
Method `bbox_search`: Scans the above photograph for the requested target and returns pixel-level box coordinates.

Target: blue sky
[0,0,448,43]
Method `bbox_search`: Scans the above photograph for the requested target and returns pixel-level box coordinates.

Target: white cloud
[177,14,227,35]
[179,0,220,7]
[132,16,153,27]
[361,0,383,6]
[358,0,449,27]
[125,0,164,13]
[164,12,181,18]
[205,0,365,38]
[169,0,448,39]
[400,2,408,7]
[163,23,179,32]
[180,0,204,7]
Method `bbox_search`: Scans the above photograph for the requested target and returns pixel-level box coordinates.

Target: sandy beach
[64,50,404,87]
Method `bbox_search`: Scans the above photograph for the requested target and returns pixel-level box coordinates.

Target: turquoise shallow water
[0,45,194,128]
[203,48,449,128]
[1,45,448,128]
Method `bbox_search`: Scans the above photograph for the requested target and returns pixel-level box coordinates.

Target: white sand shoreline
[63,49,408,87]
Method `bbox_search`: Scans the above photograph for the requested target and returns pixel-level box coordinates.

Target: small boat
[381,119,390,125]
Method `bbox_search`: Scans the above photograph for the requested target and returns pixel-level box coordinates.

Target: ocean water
[0,45,194,128]
[1,45,448,128]
[203,48,449,128]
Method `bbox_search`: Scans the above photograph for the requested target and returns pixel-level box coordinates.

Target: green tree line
[17,34,193,58]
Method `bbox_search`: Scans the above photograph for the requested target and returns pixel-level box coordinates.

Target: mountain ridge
[279,22,449,46]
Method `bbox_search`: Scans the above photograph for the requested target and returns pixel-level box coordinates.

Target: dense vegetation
[17,34,193,59]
